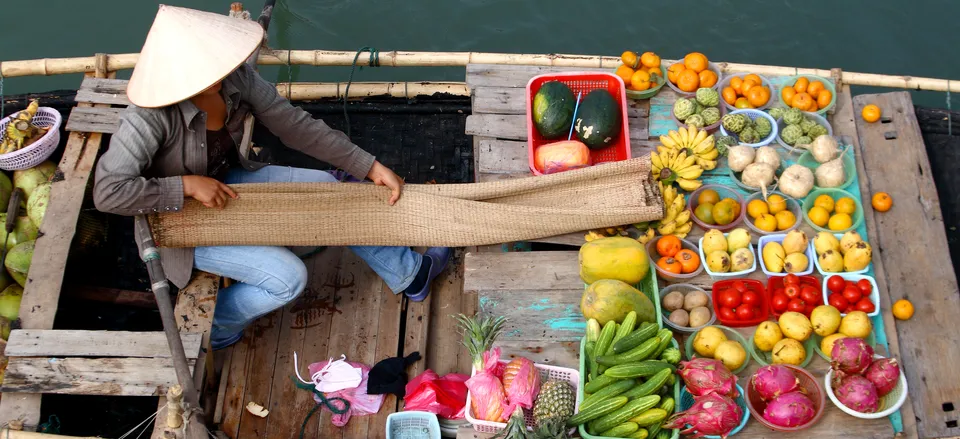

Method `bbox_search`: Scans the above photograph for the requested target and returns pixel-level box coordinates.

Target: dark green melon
[575,89,621,150]
[532,81,576,139]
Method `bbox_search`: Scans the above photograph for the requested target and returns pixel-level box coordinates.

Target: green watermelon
[574,89,621,150]
[532,81,576,139]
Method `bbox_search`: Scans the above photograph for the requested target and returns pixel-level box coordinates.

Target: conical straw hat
[127,4,264,108]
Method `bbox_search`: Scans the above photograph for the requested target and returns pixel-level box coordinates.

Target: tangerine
[747,199,769,219]
[892,299,914,320]
[649,66,662,78]
[735,97,753,109]
[698,188,721,205]
[781,87,797,107]
[740,79,757,95]
[807,206,830,227]
[699,70,719,88]
[744,74,763,85]
[861,104,881,123]
[616,65,636,85]
[794,77,810,94]
[677,69,700,92]
[835,197,856,215]
[817,90,833,110]
[807,81,825,99]
[872,192,893,212]
[730,77,744,95]
[695,202,716,225]
[712,199,737,225]
[767,194,787,214]
[722,87,738,105]
[667,62,686,84]
[640,51,661,69]
[684,52,709,73]
[808,97,820,112]
[754,213,778,232]
[775,210,796,230]
[630,70,652,91]
[621,51,640,69]
[656,235,682,258]
[746,85,770,107]
[813,194,835,213]
[791,92,813,110]
[657,256,683,274]
[676,249,701,273]
[828,213,853,231]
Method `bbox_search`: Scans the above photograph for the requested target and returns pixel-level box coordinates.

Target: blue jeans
[195,165,423,349]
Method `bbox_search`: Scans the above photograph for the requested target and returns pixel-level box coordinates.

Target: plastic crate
[386,411,442,439]
[821,273,880,317]
[766,274,822,319]
[810,233,872,276]
[711,279,770,327]
[526,72,631,176]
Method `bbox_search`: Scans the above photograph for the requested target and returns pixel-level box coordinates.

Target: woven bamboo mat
[149,157,664,247]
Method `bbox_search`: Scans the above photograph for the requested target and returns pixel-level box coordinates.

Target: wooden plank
[74,77,130,106]
[234,309,283,438]
[0,357,195,397]
[362,279,404,439]
[466,113,648,141]
[853,90,959,439]
[472,86,649,117]
[64,106,123,133]
[4,330,201,358]
[466,64,610,89]
[219,324,253,438]
[475,138,657,176]
[425,250,468,376]
[464,251,581,292]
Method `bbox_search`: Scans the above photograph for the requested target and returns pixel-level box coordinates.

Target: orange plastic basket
[525,72,632,175]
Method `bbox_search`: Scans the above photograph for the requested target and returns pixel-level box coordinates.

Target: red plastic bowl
[525,72,632,176]
[746,364,826,432]
[711,279,769,327]
[766,275,821,319]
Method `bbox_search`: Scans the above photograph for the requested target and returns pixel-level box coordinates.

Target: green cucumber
[583,374,621,394]
[580,379,636,411]
[651,329,674,359]
[594,321,617,375]
[588,395,661,434]
[607,311,637,355]
[566,396,628,427]
[597,336,659,366]
[659,397,675,416]
[630,408,668,427]
[603,361,676,379]
[656,431,670,439]
[586,318,602,343]
[621,368,671,400]
[646,423,662,439]
[599,422,639,438]
[612,323,659,354]
[628,429,649,439]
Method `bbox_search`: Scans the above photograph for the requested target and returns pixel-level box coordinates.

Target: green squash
[532,81,576,139]
[575,89,621,150]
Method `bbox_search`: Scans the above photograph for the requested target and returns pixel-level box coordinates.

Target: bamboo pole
[0,429,100,439]
[2,50,959,93]
[274,81,470,99]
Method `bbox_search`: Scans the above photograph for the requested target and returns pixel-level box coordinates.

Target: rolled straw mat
[149,157,664,247]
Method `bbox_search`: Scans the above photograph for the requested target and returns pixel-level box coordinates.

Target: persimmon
[630,70,652,91]
[746,85,770,107]
[740,79,757,95]
[677,69,700,92]
[667,62,686,84]
[791,92,813,110]
[817,89,833,110]
[794,77,810,93]
[744,74,762,85]
[684,52,709,73]
[807,81,824,99]
[640,51,661,68]
[656,235,682,258]
[722,87,738,105]
[872,192,893,212]
[616,65,635,85]
[676,249,701,274]
[808,97,820,112]
[861,104,881,123]
[781,87,797,107]
[699,70,719,88]
[648,66,662,78]
[657,256,683,274]
[730,77,744,95]
[621,51,639,69]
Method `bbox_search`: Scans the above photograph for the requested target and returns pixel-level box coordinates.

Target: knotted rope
[292,352,351,439]
[342,47,380,138]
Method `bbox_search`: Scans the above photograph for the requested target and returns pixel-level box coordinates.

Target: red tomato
[732,280,747,292]
[827,275,846,294]
[736,306,754,320]
[842,285,862,304]
[855,297,876,313]
[784,285,800,299]
[771,293,790,312]
[800,286,820,304]
[828,293,849,312]
[783,273,799,287]
[857,279,873,296]
[741,290,760,307]
[718,288,742,309]
[719,307,737,321]
[787,298,807,313]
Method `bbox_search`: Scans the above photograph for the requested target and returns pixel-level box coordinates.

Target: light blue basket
[719,109,778,147]
[757,233,815,277]
[386,411,442,439]
[698,234,757,281]
[678,384,750,438]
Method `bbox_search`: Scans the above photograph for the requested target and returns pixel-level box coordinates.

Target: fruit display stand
[463,60,960,439]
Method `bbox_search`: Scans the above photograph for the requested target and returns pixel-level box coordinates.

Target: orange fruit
[814,194,835,213]
[817,90,833,110]
[698,189,721,205]
[677,69,700,92]
[657,256,683,274]
[828,213,853,231]
[791,92,813,110]
[649,66,662,78]
[722,87,738,105]
[730,77,744,95]
[621,51,640,69]
[861,104,881,123]
[735,97,753,109]
[754,213,778,232]
[676,249,701,274]
[794,77,810,93]
[657,235,682,258]
[616,65,636,85]
[630,70,652,91]
[640,51,661,69]
[872,192,893,212]
[892,299,914,320]
[744,74,762,85]
[775,210,796,230]
[712,200,736,226]
[684,52,709,73]
[747,199,769,219]
[781,87,797,107]
[835,197,856,215]
[746,85,770,107]
[667,62,686,84]
[808,97,820,112]
[807,81,824,99]
[740,79,757,95]
[699,70,719,88]
[807,206,830,227]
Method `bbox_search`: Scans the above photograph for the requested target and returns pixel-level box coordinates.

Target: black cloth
[367,351,422,397]
[206,127,240,182]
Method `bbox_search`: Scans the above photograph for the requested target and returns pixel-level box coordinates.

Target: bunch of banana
[583,225,630,242]
[656,181,694,239]
[659,124,719,171]
[650,147,703,192]
[0,99,46,154]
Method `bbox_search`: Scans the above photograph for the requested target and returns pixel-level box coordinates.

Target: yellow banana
[697,158,718,171]
[668,130,684,148]
[674,210,691,226]
[676,154,697,171]
[671,150,688,169]
[687,125,699,146]
[677,165,703,180]
[657,220,678,235]
[637,228,655,244]
[662,206,680,225]
[672,192,685,211]
[650,151,664,170]
[690,129,708,150]
[660,134,678,148]
[675,221,693,234]
[678,126,689,146]
[674,232,688,239]
[677,178,703,192]
[700,147,720,160]
[693,136,715,154]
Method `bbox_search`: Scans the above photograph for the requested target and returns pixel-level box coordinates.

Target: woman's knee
[261,258,308,302]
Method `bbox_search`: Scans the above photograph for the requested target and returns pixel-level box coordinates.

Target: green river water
[1,0,958,109]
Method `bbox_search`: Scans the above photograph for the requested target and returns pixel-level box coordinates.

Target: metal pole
[256,0,276,31]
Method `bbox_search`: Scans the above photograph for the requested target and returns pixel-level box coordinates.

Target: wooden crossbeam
[4,330,202,358]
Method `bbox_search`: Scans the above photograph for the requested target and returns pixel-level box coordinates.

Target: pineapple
[456,313,506,370]
[527,418,572,439]
[491,409,529,439]
[532,379,575,426]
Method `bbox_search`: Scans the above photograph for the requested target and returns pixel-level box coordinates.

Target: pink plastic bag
[464,347,508,423]
[403,369,470,419]
[307,358,384,427]
[502,357,541,415]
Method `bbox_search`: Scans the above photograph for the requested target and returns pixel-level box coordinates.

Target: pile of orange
[616,51,663,92]
[721,74,772,109]
[666,52,717,93]
[781,77,833,112]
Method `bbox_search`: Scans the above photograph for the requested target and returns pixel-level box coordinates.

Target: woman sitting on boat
[92,5,451,350]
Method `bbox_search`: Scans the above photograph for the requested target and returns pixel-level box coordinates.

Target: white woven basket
[0,107,62,171]
[464,360,580,433]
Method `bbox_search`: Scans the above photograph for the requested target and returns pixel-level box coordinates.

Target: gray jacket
[93,62,376,288]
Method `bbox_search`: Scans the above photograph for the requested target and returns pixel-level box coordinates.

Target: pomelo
[0,215,38,251]
[5,240,34,287]
[13,161,56,200]
[0,284,23,320]
[27,182,51,228]
[0,172,11,210]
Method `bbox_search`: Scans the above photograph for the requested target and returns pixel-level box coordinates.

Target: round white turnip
[727,145,756,173]
[779,164,815,199]
[755,146,781,170]
[811,135,840,163]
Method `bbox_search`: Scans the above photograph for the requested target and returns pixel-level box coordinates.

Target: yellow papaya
[579,236,650,285]
[581,279,657,326]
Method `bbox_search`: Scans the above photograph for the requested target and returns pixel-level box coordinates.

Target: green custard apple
[781,124,804,145]
[739,126,760,144]
[799,118,818,135]
[767,107,786,121]
[795,135,813,146]
[715,135,737,156]
[696,87,721,107]
[722,113,748,133]
[783,107,804,125]
[807,124,829,139]
[754,116,773,138]
[701,107,721,126]
[674,97,696,121]
[685,114,706,129]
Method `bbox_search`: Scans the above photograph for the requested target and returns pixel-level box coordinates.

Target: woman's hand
[366,161,404,205]
[183,175,238,209]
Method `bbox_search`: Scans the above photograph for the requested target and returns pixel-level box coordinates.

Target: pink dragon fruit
[678,358,740,398]
[763,391,817,427]
[830,337,874,375]
[835,375,880,414]
[663,393,742,438]
[864,357,901,397]
[752,365,800,401]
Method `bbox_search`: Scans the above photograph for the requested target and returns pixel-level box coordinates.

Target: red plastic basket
[711,279,770,327]
[525,72,631,175]
[746,365,826,432]
[766,275,821,319]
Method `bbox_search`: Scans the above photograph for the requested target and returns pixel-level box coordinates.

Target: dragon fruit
[752,365,800,401]
[830,337,874,375]
[763,391,817,427]
[663,393,742,438]
[864,357,901,397]
[835,375,880,413]
[678,358,740,398]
